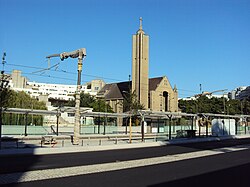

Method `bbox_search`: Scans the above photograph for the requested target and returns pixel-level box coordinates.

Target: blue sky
[0,0,249,98]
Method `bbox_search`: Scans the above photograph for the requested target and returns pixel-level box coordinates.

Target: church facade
[97,18,178,117]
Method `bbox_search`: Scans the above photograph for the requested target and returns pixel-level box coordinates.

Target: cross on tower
[139,17,143,30]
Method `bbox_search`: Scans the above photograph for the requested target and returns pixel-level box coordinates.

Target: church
[97,18,178,117]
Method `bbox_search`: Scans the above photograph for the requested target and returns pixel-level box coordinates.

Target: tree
[1,90,47,126]
[66,92,113,113]
[179,97,249,115]
[122,90,145,126]
[123,90,145,113]
[1,90,46,110]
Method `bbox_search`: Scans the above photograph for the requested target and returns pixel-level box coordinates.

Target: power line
[32,62,60,74]
[178,88,199,93]
[5,70,76,82]
[7,63,46,70]
[6,63,201,95]
[6,63,124,82]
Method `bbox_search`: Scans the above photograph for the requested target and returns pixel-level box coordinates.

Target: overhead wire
[6,62,124,82]
[4,70,76,82]
[32,62,60,74]
[6,62,200,96]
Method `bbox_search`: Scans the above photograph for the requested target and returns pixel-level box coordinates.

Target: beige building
[8,70,105,101]
[11,70,28,88]
[149,76,178,112]
[97,77,178,113]
[97,18,179,119]
[132,17,149,109]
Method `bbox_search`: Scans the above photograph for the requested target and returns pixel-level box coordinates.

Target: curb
[1,135,250,156]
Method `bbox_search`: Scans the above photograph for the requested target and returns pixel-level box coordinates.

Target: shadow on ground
[0,136,39,187]
[149,162,250,187]
[166,137,250,151]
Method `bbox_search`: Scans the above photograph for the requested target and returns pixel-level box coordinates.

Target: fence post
[205,118,208,137]
[24,113,28,136]
[56,112,59,136]
[245,118,247,135]
[169,116,172,140]
[191,116,194,131]
[235,119,238,135]
[103,115,107,135]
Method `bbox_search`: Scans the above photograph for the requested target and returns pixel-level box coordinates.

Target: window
[68,113,75,117]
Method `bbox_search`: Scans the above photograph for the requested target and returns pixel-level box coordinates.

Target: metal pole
[73,55,83,145]
[0,53,8,149]
[222,119,225,136]
[56,112,59,136]
[205,118,208,137]
[129,115,132,143]
[245,118,247,135]
[191,116,194,131]
[169,116,172,140]
[0,107,2,149]
[141,114,145,142]
[235,119,238,135]
[0,73,3,149]
[157,118,160,133]
[198,118,201,137]
[125,118,128,134]
[24,113,28,136]
[103,115,107,135]
[98,100,100,134]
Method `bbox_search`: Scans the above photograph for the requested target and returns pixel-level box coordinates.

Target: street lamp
[46,48,86,145]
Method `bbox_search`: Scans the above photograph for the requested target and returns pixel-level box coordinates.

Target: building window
[68,113,75,117]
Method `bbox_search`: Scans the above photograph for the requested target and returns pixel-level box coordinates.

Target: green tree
[123,90,145,113]
[179,97,249,115]
[1,90,46,126]
[66,92,113,113]
[122,90,145,126]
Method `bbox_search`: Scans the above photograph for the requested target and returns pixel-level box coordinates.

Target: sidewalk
[1,134,250,156]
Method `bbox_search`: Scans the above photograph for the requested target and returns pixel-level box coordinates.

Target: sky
[0,0,249,98]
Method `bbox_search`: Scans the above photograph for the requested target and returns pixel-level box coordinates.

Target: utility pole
[128,74,132,143]
[0,52,8,149]
[73,50,84,144]
[46,48,86,145]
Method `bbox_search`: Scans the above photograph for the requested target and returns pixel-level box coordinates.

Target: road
[1,138,250,187]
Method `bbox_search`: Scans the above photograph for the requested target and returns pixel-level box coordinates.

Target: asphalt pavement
[5,148,248,187]
[0,135,250,187]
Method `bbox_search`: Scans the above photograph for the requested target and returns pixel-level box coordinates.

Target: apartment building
[8,70,105,101]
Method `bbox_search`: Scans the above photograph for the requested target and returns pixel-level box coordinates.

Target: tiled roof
[149,77,163,91]
[97,77,164,100]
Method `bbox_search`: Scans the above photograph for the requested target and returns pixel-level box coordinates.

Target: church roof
[105,84,123,99]
[149,77,163,91]
[97,81,131,100]
[98,77,166,100]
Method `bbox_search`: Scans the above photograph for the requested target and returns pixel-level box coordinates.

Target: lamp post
[46,48,86,145]
[73,51,84,145]
[0,52,8,149]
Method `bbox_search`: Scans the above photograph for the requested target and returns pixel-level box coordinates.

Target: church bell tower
[132,17,149,109]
